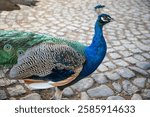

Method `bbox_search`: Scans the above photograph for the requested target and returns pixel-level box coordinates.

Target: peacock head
[97,14,114,26]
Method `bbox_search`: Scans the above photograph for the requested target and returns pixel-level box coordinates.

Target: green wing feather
[0,30,86,68]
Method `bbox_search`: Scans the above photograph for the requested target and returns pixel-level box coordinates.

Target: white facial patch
[101,17,108,22]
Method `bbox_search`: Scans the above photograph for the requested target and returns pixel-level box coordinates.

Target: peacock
[0,0,39,11]
[0,13,113,99]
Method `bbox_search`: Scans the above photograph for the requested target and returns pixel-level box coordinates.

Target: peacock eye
[17,50,25,56]
[101,16,108,22]
[3,44,12,51]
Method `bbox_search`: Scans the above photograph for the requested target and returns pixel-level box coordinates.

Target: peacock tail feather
[0,30,86,68]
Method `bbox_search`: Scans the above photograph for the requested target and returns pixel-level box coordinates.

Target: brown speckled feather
[9,43,85,79]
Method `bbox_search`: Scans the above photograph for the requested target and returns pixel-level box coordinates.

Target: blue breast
[59,21,107,89]
[78,42,107,78]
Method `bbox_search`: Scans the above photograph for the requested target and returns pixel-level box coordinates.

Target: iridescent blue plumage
[58,14,112,90]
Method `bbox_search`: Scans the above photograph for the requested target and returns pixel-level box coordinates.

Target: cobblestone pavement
[0,0,150,100]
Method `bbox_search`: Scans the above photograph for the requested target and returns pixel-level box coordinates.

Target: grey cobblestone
[142,89,150,99]
[104,62,117,69]
[113,59,129,67]
[87,85,114,98]
[136,62,150,70]
[105,72,121,81]
[133,78,146,88]
[92,74,108,84]
[135,41,150,51]
[122,80,139,95]
[112,82,122,93]
[20,93,41,100]
[142,53,150,59]
[119,51,133,57]
[109,53,121,59]
[63,87,74,97]
[107,96,125,100]
[0,79,17,87]
[0,90,7,100]
[129,66,148,76]
[80,92,90,100]
[117,68,135,79]
[124,57,139,64]
[97,64,109,72]
[71,78,94,92]
[113,46,126,51]
[134,54,146,61]
[7,85,26,96]
[131,94,142,100]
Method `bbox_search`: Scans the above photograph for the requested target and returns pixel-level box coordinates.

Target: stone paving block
[129,48,143,54]
[119,51,133,57]
[133,78,147,88]
[136,62,150,70]
[97,64,109,72]
[87,85,114,98]
[7,85,26,96]
[124,57,139,64]
[71,78,94,92]
[92,74,108,84]
[131,94,142,100]
[107,96,125,100]
[117,68,135,79]
[134,54,146,61]
[122,80,139,95]
[129,66,148,76]
[105,72,121,81]
[142,89,150,99]
[0,90,7,100]
[113,46,126,51]
[63,87,74,97]
[20,93,41,100]
[112,82,122,93]
[0,79,17,87]
[135,41,150,51]
[109,53,121,59]
[113,59,129,67]
[104,61,117,69]
[142,53,150,59]
[80,92,90,100]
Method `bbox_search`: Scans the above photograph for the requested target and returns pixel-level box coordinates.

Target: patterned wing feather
[9,43,85,79]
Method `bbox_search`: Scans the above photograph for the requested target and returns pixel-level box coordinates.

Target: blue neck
[79,21,107,77]
[90,21,105,48]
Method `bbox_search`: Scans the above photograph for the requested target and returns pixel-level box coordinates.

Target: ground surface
[0,0,150,100]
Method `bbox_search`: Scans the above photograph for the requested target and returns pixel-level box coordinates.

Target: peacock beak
[110,18,115,22]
